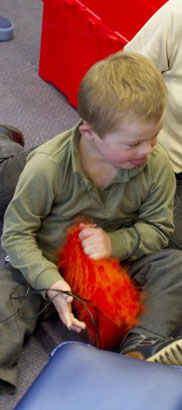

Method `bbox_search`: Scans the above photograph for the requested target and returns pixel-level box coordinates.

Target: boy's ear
[79,122,95,140]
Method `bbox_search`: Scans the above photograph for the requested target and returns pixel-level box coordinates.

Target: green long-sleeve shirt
[2,121,176,296]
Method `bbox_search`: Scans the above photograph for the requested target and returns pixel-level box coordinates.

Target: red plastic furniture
[39,0,167,107]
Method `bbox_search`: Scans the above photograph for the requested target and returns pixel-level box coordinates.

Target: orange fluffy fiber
[57,222,144,349]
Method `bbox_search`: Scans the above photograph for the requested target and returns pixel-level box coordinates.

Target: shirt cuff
[108,227,140,260]
[35,268,64,298]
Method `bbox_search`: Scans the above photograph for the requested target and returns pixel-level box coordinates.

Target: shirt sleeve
[1,153,63,298]
[108,147,176,261]
[124,0,182,73]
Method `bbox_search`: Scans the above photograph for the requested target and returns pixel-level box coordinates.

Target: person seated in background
[1,50,182,392]
[124,0,182,251]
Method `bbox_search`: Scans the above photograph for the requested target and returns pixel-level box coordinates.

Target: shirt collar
[110,163,146,184]
[71,120,85,175]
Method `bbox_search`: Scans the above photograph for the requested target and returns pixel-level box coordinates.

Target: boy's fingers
[51,291,73,305]
[79,228,95,239]
[81,237,101,247]
[72,316,86,329]
[65,294,73,303]
[71,326,81,333]
[71,325,85,333]
[83,243,101,253]
[70,319,86,333]
[60,300,73,328]
[61,312,86,332]
[79,223,87,229]
[79,222,96,230]
[89,252,102,260]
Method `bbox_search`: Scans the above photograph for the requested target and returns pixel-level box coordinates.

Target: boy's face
[88,115,165,169]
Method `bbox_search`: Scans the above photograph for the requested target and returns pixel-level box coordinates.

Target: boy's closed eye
[128,142,140,147]
[128,135,158,148]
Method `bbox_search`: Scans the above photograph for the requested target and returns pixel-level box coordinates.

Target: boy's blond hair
[77,51,167,137]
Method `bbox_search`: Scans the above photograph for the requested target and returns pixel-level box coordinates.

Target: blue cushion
[15,342,182,410]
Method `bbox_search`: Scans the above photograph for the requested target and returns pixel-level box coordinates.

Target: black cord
[1,285,110,348]
[0,284,30,323]
[1,285,170,345]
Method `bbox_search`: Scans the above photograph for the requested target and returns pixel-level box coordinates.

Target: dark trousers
[1,138,182,387]
[0,264,43,387]
[0,140,42,387]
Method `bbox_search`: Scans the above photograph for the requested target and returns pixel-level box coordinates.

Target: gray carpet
[0,0,86,408]
[0,0,79,146]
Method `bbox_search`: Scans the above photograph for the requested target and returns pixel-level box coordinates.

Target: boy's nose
[140,142,153,156]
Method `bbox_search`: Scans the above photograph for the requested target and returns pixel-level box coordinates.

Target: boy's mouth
[130,157,147,166]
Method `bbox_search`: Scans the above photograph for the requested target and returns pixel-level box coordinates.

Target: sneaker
[0,124,24,146]
[120,334,182,366]
[0,380,15,395]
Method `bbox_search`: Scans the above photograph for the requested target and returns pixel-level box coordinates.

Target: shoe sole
[147,339,182,366]
[0,124,24,146]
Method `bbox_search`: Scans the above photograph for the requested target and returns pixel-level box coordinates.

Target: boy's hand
[47,280,86,333]
[79,223,112,259]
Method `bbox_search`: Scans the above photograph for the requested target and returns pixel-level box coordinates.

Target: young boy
[1,51,182,390]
